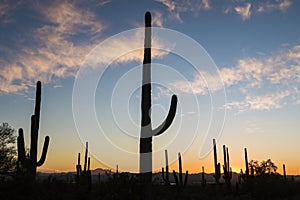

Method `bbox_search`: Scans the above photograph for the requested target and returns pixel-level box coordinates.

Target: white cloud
[152,11,164,27]
[244,120,264,134]
[84,28,173,68]
[170,43,300,112]
[0,1,173,95]
[225,91,290,112]
[156,0,211,22]
[234,3,251,21]
[257,0,292,13]
[170,70,224,95]
[0,1,103,94]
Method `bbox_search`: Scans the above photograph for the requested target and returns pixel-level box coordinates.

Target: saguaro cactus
[139,11,177,198]
[283,164,286,180]
[76,142,91,189]
[222,145,232,188]
[213,139,221,184]
[244,148,249,178]
[173,152,188,190]
[17,81,50,181]
[201,166,206,188]
[162,149,170,185]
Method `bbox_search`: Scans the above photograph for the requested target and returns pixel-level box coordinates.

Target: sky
[0,0,300,175]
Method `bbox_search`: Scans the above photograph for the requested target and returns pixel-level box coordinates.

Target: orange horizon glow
[38,156,300,175]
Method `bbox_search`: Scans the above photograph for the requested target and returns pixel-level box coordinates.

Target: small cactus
[75,142,91,190]
[213,139,221,184]
[222,145,232,188]
[283,164,286,180]
[201,166,206,188]
[173,152,188,190]
[17,81,50,181]
[244,148,249,178]
[162,150,170,185]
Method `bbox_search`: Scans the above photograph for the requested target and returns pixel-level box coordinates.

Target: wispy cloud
[222,0,292,20]
[170,43,300,112]
[156,0,211,22]
[0,1,104,94]
[225,91,290,112]
[152,11,164,27]
[84,28,173,69]
[257,0,292,13]
[155,0,292,22]
[234,3,251,21]
[0,0,22,24]
[244,120,264,134]
[0,1,173,95]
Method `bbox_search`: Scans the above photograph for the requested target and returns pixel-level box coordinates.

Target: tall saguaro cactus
[213,139,221,184]
[17,81,50,181]
[222,145,232,188]
[139,11,177,198]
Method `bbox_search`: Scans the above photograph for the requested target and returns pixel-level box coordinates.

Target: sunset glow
[1,0,300,176]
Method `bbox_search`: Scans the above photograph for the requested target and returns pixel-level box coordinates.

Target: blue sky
[1,0,300,174]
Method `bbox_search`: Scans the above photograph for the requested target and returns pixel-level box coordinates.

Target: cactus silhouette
[173,152,188,191]
[213,139,221,184]
[17,81,50,181]
[76,142,91,190]
[222,145,232,188]
[139,11,177,198]
[244,148,249,179]
[162,149,170,185]
[201,166,206,188]
[283,164,286,180]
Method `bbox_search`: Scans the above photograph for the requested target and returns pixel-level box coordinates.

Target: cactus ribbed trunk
[139,11,177,199]
[140,11,153,199]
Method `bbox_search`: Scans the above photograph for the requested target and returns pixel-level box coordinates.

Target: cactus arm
[173,170,179,186]
[17,128,26,163]
[36,136,50,166]
[84,142,88,172]
[152,95,177,136]
[184,170,188,186]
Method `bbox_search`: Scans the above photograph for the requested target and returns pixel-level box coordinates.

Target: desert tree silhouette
[0,123,17,175]
[249,159,278,176]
